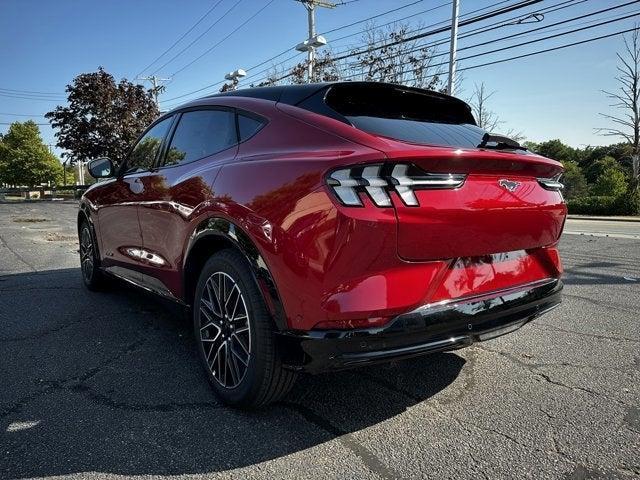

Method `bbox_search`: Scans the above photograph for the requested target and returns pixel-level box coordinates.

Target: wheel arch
[183,217,288,331]
[77,202,102,261]
[77,202,92,233]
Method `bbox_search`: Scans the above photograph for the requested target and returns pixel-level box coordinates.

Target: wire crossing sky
[1,0,638,155]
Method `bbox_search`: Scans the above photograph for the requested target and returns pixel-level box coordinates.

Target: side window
[164,109,237,167]
[238,114,265,141]
[126,117,172,174]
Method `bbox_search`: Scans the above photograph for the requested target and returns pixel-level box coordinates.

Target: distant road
[564,218,640,239]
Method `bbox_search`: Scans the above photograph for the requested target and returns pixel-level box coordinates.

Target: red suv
[80,82,566,407]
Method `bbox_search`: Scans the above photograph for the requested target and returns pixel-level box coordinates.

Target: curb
[567,215,640,223]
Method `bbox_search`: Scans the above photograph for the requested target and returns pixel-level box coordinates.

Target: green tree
[0,121,62,187]
[592,167,628,197]
[45,67,159,165]
[597,27,640,189]
[585,155,623,184]
[561,161,589,199]
[531,139,578,164]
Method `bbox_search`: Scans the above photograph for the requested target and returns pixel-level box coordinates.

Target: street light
[223,69,246,91]
[295,34,328,83]
[295,35,327,52]
[225,69,246,81]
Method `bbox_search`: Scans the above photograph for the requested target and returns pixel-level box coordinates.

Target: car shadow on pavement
[0,268,465,478]
[563,261,639,285]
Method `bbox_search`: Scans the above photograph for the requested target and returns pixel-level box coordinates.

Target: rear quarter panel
[207,98,403,330]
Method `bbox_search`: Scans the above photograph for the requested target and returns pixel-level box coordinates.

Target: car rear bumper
[277,278,562,373]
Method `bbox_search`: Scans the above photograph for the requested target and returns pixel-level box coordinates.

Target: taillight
[537,174,564,191]
[326,163,466,207]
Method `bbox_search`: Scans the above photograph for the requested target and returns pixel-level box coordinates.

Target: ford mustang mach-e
[79,82,566,407]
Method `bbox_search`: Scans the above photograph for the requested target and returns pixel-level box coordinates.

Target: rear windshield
[321,83,487,148]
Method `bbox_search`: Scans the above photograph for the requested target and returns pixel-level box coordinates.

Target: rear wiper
[477,133,527,151]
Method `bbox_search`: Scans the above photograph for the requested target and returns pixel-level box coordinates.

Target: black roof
[206,81,468,109]
[208,83,327,105]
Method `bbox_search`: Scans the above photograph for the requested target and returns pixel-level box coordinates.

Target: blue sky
[0,0,637,157]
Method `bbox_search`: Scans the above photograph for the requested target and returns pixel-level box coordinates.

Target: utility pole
[295,0,335,83]
[137,75,171,108]
[77,161,84,186]
[447,0,460,96]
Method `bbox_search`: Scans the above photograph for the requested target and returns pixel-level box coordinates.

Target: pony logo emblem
[499,179,521,192]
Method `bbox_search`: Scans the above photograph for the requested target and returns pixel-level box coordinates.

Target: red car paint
[82,91,566,333]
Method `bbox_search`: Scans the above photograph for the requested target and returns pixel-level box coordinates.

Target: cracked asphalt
[1,201,639,480]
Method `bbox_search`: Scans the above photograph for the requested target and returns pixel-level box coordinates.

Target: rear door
[136,107,239,299]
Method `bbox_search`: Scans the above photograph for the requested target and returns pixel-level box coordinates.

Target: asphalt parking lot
[1,201,639,480]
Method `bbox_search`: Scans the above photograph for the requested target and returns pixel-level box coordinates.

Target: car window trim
[118,114,176,177]
[236,108,267,143]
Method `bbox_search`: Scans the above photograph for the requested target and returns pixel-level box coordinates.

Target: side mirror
[88,158,115,179]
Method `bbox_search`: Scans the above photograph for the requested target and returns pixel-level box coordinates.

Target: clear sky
[0,0,637,157]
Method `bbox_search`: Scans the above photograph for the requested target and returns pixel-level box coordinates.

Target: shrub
[592,167,628,197]
[567,191,640,215]
[567,196,618,215]
[615,189,640,215]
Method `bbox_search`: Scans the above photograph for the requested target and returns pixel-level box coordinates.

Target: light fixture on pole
[294,0,335,83]
[223,69,246,91]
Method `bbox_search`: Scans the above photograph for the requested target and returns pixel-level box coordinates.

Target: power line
[0,92,61,102]
[151,0,245,75]
[339,8,640,81]
[330,0,544,63]
[459,26,639,72]
[250,0,544,86]
[0,112,46,117]
[250,0,542,87]
[329,0,578,57]
[456,2,640,58]
[244,0,516,86]
[513,7,640,40]
[330,0,536,55]
[162,0,520,103]
[137,75,172,107]
[134,0,226,79]
[161,0,449,102]
[391,25,637,85]
[322,0,433,35]
[0,87,65,98]
[430,9,640,70]
[246,0,439,75]
[341,0,638,70]
[171,0,277,77]
[328,0,500,55]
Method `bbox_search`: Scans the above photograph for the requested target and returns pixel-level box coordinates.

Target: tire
[78,220,105,291]
[193,249,297,408]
